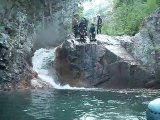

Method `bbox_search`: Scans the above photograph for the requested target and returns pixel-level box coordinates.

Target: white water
[32,48,89,90]
[32,48,57,86]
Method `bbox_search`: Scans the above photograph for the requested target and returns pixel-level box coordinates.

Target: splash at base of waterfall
[32,48,87,90]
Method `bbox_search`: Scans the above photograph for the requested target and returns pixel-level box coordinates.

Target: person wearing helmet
[72,14,79,38]
[89,23,96,42]
[97,15,102,34]
[79,18,87,43]
[83,17,89,32]
[79,18,86,30]
[79,23,86,43]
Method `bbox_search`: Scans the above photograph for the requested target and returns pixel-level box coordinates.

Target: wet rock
[32,71,38,79]
[31,78,53,89]
[54,35,150,88]
[145,80,160,89]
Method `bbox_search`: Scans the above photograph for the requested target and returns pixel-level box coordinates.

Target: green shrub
[103,0,159,36]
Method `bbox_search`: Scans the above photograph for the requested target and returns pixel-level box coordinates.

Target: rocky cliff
[54,8,160,89]
[0,0,80,91]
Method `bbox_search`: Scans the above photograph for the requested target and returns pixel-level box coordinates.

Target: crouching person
[79,25,86,43]
[89,23,96,42]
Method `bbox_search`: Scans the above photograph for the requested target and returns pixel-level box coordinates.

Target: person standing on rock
[72,14,79,38]
[97,15,102,34]
[79,24,86,43]
[79,18,85,30]
[79,19,87,43]
[89,23,96,42]
[83,17,89,32]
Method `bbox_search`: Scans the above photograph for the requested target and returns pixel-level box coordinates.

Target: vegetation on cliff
[103,0,160,36]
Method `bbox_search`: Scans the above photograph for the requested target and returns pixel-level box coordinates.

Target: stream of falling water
[32,48,88,90]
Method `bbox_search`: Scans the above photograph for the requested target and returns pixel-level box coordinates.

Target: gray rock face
[0,19,34,90]
[54,34,150,88]
[131,8,160,75]
[0,0,81,90]
[33,0,81,49]
[129,8,160,88]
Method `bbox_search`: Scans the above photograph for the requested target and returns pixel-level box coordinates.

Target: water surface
[0,89,159,120]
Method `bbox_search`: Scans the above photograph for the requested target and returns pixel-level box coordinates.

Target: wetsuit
[89,26,96,42]
[97,17,102,34]
[72,17,79,38]
[79,24,87,43]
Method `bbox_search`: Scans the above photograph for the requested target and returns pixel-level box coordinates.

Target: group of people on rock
[72,14,102,43]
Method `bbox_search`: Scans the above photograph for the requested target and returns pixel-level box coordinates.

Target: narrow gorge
[0,0,160,90]
[0,0,160,119]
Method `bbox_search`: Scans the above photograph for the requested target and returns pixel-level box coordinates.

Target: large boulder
[131,8,160,74]
[126,8,160,87]
[54,34,151,88]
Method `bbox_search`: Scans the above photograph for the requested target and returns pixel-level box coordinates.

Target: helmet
[73,12,78,16]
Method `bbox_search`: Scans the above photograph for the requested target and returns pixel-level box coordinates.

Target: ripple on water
[23,89,160,120]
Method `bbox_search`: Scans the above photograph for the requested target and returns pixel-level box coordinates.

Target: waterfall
[32,48,86,90]
[32,48,57,86]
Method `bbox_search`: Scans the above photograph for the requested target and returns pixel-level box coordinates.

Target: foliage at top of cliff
[102,0,160,36]
[82,0,159,36]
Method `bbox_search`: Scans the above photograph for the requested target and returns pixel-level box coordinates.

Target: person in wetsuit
[72,15,79,38]
[97,15,102,34]
[79,19,87,43]
[89,23,96,42]
[83,17,89,32]
[79,24,86,43]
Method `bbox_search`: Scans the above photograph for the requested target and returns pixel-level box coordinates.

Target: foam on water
[32,48,95,90]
